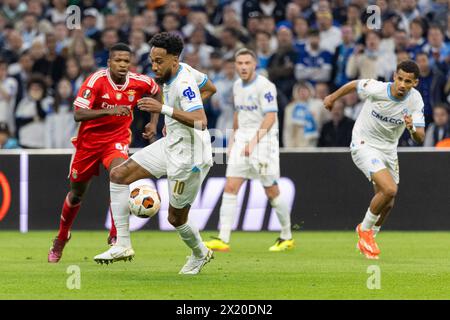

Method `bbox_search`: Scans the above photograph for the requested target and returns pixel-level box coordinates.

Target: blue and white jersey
[353,79,425,152]
[233,74,278,142]
[179,62,208,89]
[163,63,212,168]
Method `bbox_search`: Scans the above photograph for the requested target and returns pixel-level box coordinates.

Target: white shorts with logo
[131,138,211,209]
[226,138,280,187]
[350,141,399,184]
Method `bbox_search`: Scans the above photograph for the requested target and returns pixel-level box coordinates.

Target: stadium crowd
[0,0,449,150]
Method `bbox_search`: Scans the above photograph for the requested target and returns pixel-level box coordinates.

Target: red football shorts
[68,142,129,182]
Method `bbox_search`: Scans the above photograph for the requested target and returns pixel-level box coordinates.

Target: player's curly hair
[397,60,420,79]
[149,32,184,57]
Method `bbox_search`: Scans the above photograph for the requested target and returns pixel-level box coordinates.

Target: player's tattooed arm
[199,79,217,101]
[74,105,131,122]
[324,80,358,111]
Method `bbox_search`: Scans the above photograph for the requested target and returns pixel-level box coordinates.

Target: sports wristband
[161,104,174,117]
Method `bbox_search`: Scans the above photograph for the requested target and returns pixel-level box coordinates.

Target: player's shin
[176,222,209,258]
[270,195,292,240]
[110,182,131,248]
[218,193,237,243]
[361,207,379,231]
[58,192,81,241]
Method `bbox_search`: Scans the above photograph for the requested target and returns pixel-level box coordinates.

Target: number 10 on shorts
[173,181,185,195]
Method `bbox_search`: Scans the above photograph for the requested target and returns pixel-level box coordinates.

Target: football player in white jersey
[323,60,425,259]
[94,32,216,275]
[204,48,294,252]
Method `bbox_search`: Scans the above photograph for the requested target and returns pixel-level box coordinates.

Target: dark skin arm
[142,90,162,142]
[74,105,131,122]
[199,79,217,101]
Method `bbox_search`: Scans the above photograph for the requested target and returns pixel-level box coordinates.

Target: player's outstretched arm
[137,97,208,130]
[74,105,131,122]
[142,90,162,142]
[323,80,358,111]
[199,79,217,101]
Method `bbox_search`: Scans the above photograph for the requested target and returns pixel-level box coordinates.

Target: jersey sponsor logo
[82,89,92,99]
[371,110,403,125]
[264,92,274,103]
[182,87,196,101]
[100,102,132,110]
[235,105,258,111]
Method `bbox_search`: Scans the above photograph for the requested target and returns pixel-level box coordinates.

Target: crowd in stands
[0,0,449,150]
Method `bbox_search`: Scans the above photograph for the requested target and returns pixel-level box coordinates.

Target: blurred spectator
[65,58,84,95]
[182,9,216,39]
[129,29,150,72]
[68,30,95,60]
[316,11,342,54]
[379,18,397,55]
[267,26,297,100]
[295,29,332,85]
[407,18,427,56]
[210,58,237,145]
[208,51,224,82]
[44,78,76,148]
[142,9,160,38]
[0,59,18,136]
[54,22,70,55]
[343,91,363,121]
[116,6,132,42]
[46,0,69,24]
[15,76,53,148]
[0,122,19,149]
[260,15,278,52]
[422,25,450,73]
[424,104,450,146]
[346,4,363,40]
[83,8,102,46]
[1,30,25,64]
[184,27,214,69]
[346,30,396,81]
[32,32,66,88]
[161,12,182,35]
[18,12,44,50]
[332,25,355,90]
[318,99,354,147]
[220,28,244,60]
[1,0,27,24]
[241,0,286,27]
[7,52,33,106]
[255,31,273,76]
[94,28,119,67]
[415,52,446,127]
[278,2,301,29]
[311,82,331,130]
[283,82,319,147]
[293,16,309,50]
[394,29,409,53]
[398,0,421,34]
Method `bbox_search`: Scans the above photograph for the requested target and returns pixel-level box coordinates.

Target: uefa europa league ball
[128,185,161,218]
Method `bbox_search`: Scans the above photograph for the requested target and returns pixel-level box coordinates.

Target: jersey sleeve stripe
[198,76,208,88]
[414,123,425,127]
[74,101,89,109]
[186,105,203,112]
[263,107,278,113]
[75,97,91,105]
[87,70,106,87]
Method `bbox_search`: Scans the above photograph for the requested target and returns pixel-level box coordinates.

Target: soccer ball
[128,185,161,218]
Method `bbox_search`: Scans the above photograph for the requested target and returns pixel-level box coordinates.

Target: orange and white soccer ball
[128,185,161,218]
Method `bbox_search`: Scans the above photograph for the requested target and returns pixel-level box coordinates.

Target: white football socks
[218,193,237,243]
[372,225,381,237]
[361,208,379,231]
[110,182,131,248]
[270,195,292,240]
[176,222,208,258]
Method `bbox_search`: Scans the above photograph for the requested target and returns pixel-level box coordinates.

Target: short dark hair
[307,28,320,37]
[149,32,184,57]
[397,60,420,79]
[109,43,131,58]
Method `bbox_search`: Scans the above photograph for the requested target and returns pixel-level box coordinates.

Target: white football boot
[179,249,214,275]
[94,245,135,265]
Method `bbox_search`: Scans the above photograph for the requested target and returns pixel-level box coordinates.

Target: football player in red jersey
[48,43,161,263]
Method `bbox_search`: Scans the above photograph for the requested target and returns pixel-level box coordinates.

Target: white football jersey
[162,63,212,169]
[233,74,279,143]
[352,79,425,152]
[179,62,208,89]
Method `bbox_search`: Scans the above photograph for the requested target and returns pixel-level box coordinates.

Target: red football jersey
[73,68,159,150]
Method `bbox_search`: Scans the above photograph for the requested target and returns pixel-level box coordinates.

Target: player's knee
[68,191,82,205]
[167,214,187,227]
[224,183,239,195]
[383,185,398,199]
[110,167,129,184]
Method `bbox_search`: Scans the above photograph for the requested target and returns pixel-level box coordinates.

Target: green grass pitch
[1,231,450,300]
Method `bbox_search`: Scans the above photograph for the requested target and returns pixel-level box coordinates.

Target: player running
[204,48,294,253]
[93,32,216,275]
[47,43,161,263]
[323,60,425,259]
